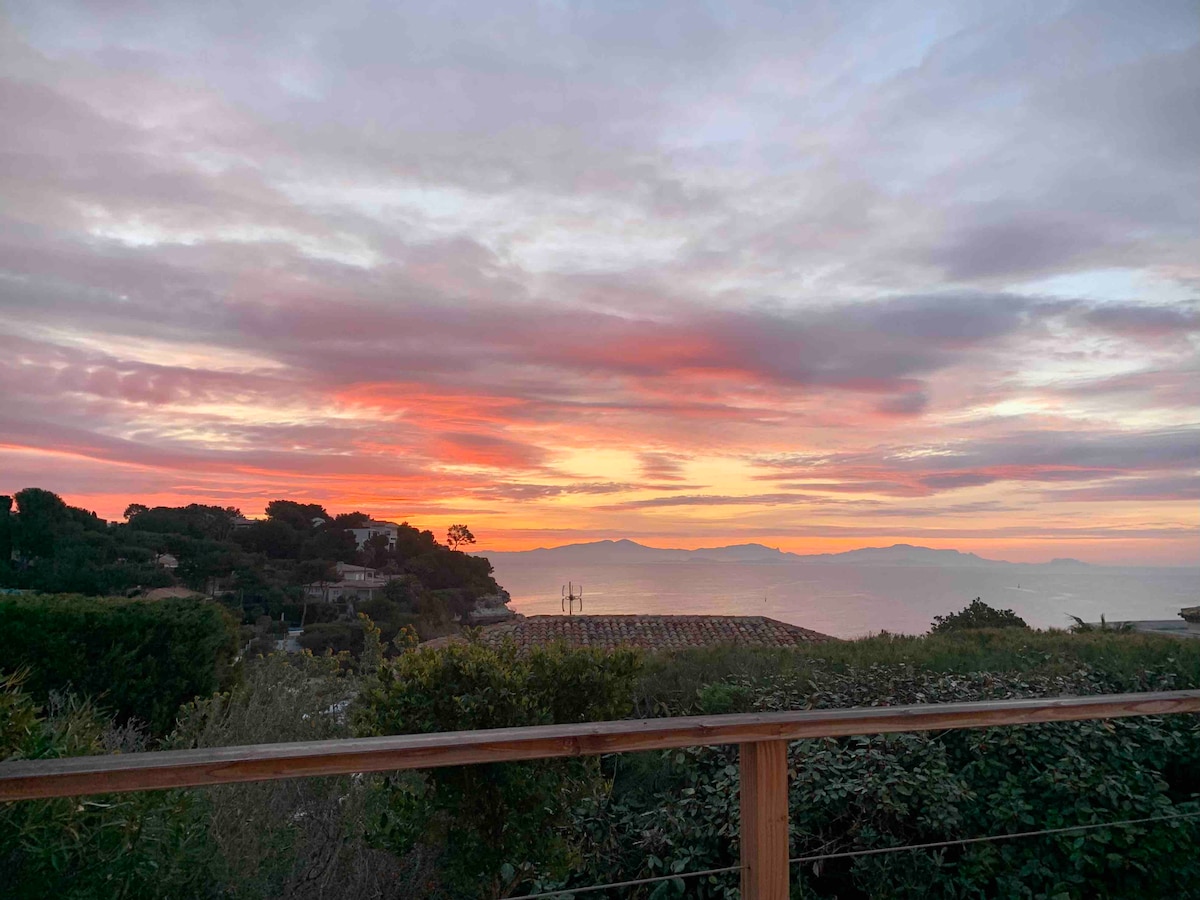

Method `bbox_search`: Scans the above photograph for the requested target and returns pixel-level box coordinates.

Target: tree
[265,500,330,532]
[446,524,476,551]
[359,532,391,570]
[295,559,337,586]
[123,503,149,520]
[12,488,72,559]
[334,511,372,530]
[233,519,301,559]
[0,496,11,571]
[128,503,239,540]
[930,597,1028,633]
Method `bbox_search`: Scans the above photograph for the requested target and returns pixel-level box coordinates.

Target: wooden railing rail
[4,689,1200,899]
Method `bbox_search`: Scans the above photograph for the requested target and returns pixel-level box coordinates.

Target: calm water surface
[492,561,1200,638]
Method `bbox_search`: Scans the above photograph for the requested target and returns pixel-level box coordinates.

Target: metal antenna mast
[561,581,583,615]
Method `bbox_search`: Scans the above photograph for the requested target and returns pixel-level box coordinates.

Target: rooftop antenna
[562,581,583,615]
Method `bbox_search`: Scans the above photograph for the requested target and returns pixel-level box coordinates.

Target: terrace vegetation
[3,597,1200,899]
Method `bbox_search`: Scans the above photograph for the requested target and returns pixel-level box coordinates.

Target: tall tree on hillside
[12,488,71,559]
[128,503,240,540]
[0,495,12,568]
[266,500,331,531]
[360,533,391,570]
[334,511,371,529]
[446,524,475,551]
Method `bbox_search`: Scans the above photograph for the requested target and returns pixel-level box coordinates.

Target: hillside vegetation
[0,488,502,644]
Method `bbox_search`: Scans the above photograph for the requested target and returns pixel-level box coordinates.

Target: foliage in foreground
[354,639,643,898]
[168,652,409,898]
[576,662,1200,899]
[1,653,425,900]
[0,593,239,734]
[0,670,213,900]
[5,627,1200,899]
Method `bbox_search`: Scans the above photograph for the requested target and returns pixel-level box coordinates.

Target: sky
[0,1,1197,564]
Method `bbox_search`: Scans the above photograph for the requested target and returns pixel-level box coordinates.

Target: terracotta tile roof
[423,614,833,652]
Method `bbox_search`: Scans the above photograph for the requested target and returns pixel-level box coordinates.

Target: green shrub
[572,661,1200,899]
[298,620,364,656]
[168,652,413,898]
[0,594,239,734]
[930,597,1028,632]
[355,640,642,898]
[1,670,215,899]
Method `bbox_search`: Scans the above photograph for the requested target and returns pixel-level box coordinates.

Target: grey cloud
[919,473,997,490]
[942,429,1200,473]
[638,452,690,482]
[928,217,1124,282]
[597,492,832,511]
[466,482,635,502]
[756,428,1200,500]
[1051,367,1200,410]
[1042,475,1200,502]
[0,410,430,479]
[875,391,929,417]
[1083,303,1200,337]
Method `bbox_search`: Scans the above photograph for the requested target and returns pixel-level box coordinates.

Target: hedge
[0,594,239,734]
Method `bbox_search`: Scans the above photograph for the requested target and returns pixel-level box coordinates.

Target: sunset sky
[1,1,1197,564]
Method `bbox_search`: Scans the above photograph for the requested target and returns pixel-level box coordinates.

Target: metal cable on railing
[788,809,1200,867]
[504,809,1200,898]
[506,863,742,900]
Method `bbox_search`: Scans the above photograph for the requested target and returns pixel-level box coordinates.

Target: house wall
[349,526,398,550]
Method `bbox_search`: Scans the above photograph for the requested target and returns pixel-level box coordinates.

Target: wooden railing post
[739,739,789,900]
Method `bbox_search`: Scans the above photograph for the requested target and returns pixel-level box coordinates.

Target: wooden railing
[4,690,1200,899]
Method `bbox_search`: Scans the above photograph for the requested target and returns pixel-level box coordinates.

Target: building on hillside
[335,562,378,581]
[422,614,833,652]
[303,555,394,610]
[304,574,390,606]
[349,520,399,550]
[154,553,179,570]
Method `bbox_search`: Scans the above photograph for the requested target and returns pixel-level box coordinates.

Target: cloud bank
[0,0,1197,563]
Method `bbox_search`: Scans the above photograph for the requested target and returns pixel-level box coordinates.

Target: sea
[491,561,1200,639]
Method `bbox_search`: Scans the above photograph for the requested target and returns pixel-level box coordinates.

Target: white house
[349,520,399,550]
[303,573,390,605]
[335,562,377,581]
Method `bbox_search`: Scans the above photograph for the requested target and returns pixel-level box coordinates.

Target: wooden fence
[3,689,1200,899]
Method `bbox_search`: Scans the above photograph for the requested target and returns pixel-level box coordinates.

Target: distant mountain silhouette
[474,540,1091,568]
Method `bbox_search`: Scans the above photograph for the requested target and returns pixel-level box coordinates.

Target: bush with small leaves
[930,597,1028,633]
[1,670,214,899]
